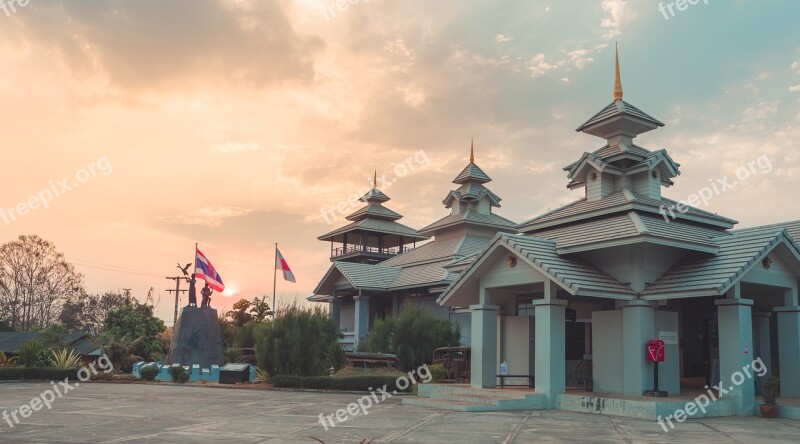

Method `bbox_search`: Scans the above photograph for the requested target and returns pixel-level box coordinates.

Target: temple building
[309,145,516,350]
[410,49,800,418]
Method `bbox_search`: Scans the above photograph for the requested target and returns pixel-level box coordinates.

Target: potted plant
[760,376,780,418]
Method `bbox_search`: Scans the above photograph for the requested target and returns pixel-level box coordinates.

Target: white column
[622,299,655,396]
[354,294,370,348]
[715,298,755,416]
[470,301,498,389]
[330,297,342,331]
[775,305,800,398]
[533,299,566,407]
[751,311,772,395]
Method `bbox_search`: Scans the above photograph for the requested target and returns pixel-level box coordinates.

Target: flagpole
[273,242,278,320]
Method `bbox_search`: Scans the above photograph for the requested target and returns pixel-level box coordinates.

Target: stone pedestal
[165,306,224,369]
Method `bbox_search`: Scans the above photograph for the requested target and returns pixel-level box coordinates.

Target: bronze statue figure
[187,275,197,307]
[201,283,213,308]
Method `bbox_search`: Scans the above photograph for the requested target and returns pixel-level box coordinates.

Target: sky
[1,0,799,325]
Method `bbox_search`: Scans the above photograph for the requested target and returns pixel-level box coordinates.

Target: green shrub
[140,365,159,381]
[428,363,447,383]
[50,349,83,369]
[168,366,189,383]
[765,376,780,405]
[0,367,80,380]
[224,348,244,365]
[255,304,342,377]
[271,375,414,392]
[365,307,460,371]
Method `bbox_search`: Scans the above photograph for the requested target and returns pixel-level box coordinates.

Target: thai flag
[276,248,296,283]
[195,249,225,292]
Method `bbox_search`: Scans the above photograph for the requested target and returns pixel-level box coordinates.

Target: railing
[332,245,413,258]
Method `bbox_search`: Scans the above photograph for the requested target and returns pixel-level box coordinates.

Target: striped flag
[276,248,296,283]
[195,249,225,292]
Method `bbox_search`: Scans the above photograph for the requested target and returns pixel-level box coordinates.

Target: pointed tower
[564,46,679,203]
[419,141,516,237]
[318,171,428,264]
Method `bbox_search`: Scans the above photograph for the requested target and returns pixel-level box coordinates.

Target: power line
[67,257,164,278]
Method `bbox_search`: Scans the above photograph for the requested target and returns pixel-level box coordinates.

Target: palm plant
[103,335,145,373]
[17,340,47,367]
[50,348,83,369]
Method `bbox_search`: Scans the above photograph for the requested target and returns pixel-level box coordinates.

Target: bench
[496,374,534,389]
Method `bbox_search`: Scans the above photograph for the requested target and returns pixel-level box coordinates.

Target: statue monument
[165,251,224,368]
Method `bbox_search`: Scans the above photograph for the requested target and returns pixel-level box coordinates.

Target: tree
[226,299,253,327]
[59,291,135,335]
[103,304,166,361]
[365,306,460,371]
[249,296,272,322]
[0,235,84,331]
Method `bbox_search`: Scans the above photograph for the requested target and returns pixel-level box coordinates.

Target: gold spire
[373,169,377,188]
[613,43,623,101]
[470,139,475,163]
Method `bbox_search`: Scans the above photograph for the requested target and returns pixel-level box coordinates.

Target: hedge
[271,375,414,392]
[0,367,80,381]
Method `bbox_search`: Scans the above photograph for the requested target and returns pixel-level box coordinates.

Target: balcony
[331,244,413,260]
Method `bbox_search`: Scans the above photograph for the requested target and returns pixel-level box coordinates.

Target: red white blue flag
[276,248,296,283]
[195,249,225,292]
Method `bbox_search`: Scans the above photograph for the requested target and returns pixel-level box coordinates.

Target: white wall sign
[658,331,678,345]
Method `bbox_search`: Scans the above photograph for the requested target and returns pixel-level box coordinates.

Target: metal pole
[173,278,180,324]
[272,243,278,320]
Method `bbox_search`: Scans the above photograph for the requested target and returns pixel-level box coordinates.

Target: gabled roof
[576,100,665,134]
[642,229,800,298]
[453,162,492,184]
[529,212,723,254]
[420,209,517,236]
[345,204,403,221]
[734,220,800,243]
[438,233,636,306]
[518,189,737,233]
[313,262,401,295]
[443,183,502,208]
[0,331,97,355]
[318,217,428,242]
[360,188,390,203]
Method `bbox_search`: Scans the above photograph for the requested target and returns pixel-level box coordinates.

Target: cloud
[161,206,253,227]
[600,0,638,40]
[495,34,513,43]
[213,142,261,153]
[9,0,322,92]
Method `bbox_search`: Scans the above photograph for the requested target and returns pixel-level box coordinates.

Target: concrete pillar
[470,303,498,389]
[354,294,370,348]
[715,298,755,416]
[622,300,655,396]
[775,305,800,398]
[751,311,772,395]
[330,297,341,331]
[533,299,567,407]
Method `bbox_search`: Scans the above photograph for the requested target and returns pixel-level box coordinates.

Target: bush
[365,307,460,371]
[271,375,414,392]
[428,363,447,383]
[168,366,189,383]
[255,305,342,377]
[140,365,159,381]
[50,349,83,369]
[765,376,780,405]
[0,367,79,380]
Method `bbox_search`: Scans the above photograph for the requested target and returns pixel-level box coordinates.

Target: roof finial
[470,138,475,163]
[613,43,623,101]
[373,169,377,188]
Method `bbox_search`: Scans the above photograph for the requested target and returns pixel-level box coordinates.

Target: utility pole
[165,277,187,325]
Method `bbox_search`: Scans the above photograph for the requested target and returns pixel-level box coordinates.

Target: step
[402,397,503,412]
[432,391,522,405]
[420,384,530,400]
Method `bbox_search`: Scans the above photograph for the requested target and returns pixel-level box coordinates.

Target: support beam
[533,299,567,407]
[775,305,800,398]
[470,300,498,389]
[715,298,755,416]
[354,293,370,348]
[622,299,655,396]
[751,311,772,395]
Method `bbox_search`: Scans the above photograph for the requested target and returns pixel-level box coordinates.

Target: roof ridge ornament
[613,43,623,101]
[470,138,475,163]
[373,169,377,188]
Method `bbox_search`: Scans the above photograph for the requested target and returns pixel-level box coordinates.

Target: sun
[223,287,236,297]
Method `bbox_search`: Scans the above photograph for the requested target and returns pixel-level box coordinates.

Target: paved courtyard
[1,382,799,443]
